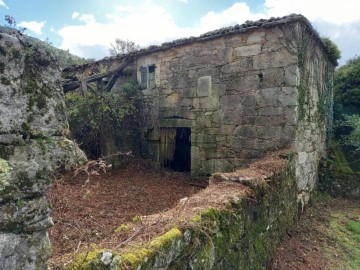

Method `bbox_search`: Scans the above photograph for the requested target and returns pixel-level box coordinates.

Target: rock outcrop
[0,29,86,269]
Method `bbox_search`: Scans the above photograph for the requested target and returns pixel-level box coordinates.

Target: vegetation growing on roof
[322,36,341,64]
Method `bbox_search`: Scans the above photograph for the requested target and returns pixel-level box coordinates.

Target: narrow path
[269,195,360,270]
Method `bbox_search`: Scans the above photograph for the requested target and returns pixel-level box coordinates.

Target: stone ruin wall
[0,31,86,269]
[0,15,335,269]
[138,27,299,176]
[137,19,334,196]
[294,35,335,195]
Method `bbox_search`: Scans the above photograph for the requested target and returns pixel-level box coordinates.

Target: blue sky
[0,0,359,65]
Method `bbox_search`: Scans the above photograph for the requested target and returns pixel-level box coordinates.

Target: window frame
[140,64,156,90]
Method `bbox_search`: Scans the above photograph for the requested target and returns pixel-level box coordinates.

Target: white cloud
[262,0,360,64]
[72,11,95,23]
[0,0,9,9]
[72,11,80,19]
[58,4,201,59]
[264,0,360,25]
[78,14,95,23]
[200,2,264,30]
[179,0,188,3]
[18,21,45,35]
[57,1,360,63]
[313,19,360,65]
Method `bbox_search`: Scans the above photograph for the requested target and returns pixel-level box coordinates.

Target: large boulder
[0,29,86,269]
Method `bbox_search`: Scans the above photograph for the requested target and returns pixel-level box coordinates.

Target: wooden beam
[62,56,133,93]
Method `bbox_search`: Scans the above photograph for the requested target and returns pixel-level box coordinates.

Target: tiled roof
[63,13,336,72]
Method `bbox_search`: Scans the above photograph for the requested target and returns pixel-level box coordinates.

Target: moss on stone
[70,249,111,270]
[150,227,182,250]
[68,163,299,270]
[25,78,52,112]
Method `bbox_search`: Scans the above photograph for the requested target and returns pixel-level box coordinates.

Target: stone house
[132,14,335,192]
[63,14,336,193]
[0,14,336,269]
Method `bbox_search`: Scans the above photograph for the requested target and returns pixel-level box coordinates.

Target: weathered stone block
[221,109,242,125]
[258,107,283,116]
[193,133,217,144]
[253,50,297,70]
[234,44,261,57]
[197,76,212,97]
[0,34,67,137]
[221,58,253,74]
[0,29,86,270]
[163,93,179,107]
[242,94,258,107]
[257,88,280,107]
[284,65,300,86]
[0,196,52,232]
[220,125,236,135]
[233,125,257,138]
[0,231,50,270]
[220,95,243,111]
[284,106,297,125]
[193,96,219,110]
[247,31,265,45]
[279,87,298,106]
[259,68,285,88]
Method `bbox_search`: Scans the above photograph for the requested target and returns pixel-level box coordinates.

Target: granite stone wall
[136,18,334,193]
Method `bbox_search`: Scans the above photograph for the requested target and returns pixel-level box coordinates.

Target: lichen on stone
[0,158,10,192]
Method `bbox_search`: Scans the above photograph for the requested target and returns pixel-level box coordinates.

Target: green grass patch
[327,214,360,269]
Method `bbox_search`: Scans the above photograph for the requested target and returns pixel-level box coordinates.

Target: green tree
[334,56,360,170]
[334,56,360,111]
[109,38,140,56]
[65,81,144,159]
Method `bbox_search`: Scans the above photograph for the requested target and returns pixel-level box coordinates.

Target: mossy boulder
[0,28,86,269]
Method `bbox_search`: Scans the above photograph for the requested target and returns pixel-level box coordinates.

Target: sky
[0,0,359,65]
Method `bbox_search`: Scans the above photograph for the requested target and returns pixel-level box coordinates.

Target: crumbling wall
[70,151,299,270]
[0,31,86,269]
[287,22,335,196]
[139,26,299,176]
[137,16,334,193]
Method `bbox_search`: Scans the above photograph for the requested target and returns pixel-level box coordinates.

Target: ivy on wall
[278,21,336,133]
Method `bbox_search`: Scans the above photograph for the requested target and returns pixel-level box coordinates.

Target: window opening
[140,64,156,89]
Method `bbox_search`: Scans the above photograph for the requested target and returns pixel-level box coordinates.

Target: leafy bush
[333,56,360,171]
[322,37,341,63]
[65,81,144,159]
[340,115,360,150]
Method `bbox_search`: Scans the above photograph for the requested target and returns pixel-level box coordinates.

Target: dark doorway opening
[159,127,191,172]
[171,127,191,172]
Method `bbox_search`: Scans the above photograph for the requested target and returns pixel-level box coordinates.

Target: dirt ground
[269,195,360,270]
[48,159,359,270]
[48,160,204,268]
